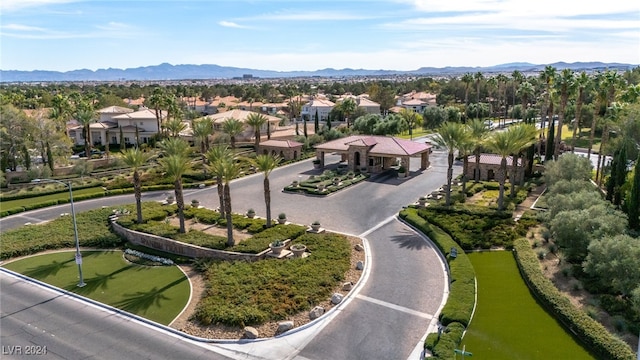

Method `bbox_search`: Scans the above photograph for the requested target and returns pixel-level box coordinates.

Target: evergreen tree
[46,142,54,173]
[22,145,31,170]
[314,109,319,133]
[606,147,620,202]
[303,116,308,138]
[327,113,332,130]
[613,144,627,206]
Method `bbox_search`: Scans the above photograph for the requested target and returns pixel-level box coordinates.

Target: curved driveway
[1,146,461,360]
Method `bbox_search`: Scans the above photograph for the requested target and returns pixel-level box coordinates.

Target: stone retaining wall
[110,219,269,261]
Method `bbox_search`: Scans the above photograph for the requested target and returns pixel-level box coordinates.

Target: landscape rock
[331,293,344,305]
[309,306,325,320]
[356,261,364,270]
[342,282,353,291]
[243,326,259,339]
[276,321,294,334]
[354,244,364,252]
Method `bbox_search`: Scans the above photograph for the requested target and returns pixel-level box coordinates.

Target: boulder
[354,244,364,252]
[243,326,259,339]
[356,261,364,270]
[277,321,294,334]
[342,282,353,291]
[309,306,325,320]
[331,293,344,305]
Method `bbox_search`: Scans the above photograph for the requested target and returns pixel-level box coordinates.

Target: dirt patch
[170,234,366,339]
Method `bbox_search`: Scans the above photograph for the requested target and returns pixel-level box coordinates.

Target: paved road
[1,147,461,360]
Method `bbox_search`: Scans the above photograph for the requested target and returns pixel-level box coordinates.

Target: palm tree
[516,81,535,124]
[506,124,537,197]
[164,117,187,138]
[121,147,152,224]
[341,97,357,128]
[461,73,474,122]
[486,76,498,118]
[253,154,281,228]
[596,71,624,185]
[511,70,524,115]
[468,119,490,182]
[147,87,166,136]
[222,118,244,149]
[192,118,213,176]
[157,136,190,157]
[474,71,484,119]
[554,69,575,159]
[540,66,557,132]
[457,130,475,195]
[484,128,520,210]
[571,72,591,152]
[210,156,240,246]
[74,103,96,159]
[246,112,267,149]
[496,74,509,127]
[433,122,468,206]
[158,138,192,233]
[206,145,234,218]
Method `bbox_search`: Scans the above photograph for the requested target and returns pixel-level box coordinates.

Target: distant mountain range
[1,61,636,82]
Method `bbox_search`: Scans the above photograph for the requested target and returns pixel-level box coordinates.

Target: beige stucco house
[205,109,281,141]
[464,153,524,183]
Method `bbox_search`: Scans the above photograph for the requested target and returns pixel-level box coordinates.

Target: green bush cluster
[399,208,475,359]
[194,231,351,327]
[419,205,522,249]
[230,224,307,254]
[1,207,124,259]
[513,238,635,360]
[284,172,368,196]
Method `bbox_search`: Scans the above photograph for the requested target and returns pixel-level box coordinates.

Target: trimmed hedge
[513,238,635,360]
[0,182,104,201]
[399,208,475,360]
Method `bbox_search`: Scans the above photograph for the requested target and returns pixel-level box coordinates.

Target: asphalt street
[1,145,461,360]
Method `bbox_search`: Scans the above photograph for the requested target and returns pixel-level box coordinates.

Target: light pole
[32,178,85,287]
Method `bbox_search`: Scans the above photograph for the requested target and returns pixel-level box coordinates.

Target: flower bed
[124,248,174,265]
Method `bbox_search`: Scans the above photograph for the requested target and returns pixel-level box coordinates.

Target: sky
[1,0,639,72]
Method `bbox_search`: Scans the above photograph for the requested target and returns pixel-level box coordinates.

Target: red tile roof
[315,135,430,156]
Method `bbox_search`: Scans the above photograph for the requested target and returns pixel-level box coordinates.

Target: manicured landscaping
[283,168,369,195]
[2,250,189,325]
[0,186,107,214]
[460,250,595,359]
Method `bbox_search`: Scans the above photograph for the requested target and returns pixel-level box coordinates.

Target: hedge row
[0,191,109,217]
[0,181,104,201]
[399,208,476,360]
[513,238,635,360]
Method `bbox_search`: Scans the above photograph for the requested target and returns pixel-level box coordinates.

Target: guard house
[314,135,431,177]
[259,139,304,161]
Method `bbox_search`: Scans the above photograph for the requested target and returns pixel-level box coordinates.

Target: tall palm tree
[210,156,240,246]
[484,128,520,210]
[222,118,244,149]
[121,147,152,224]
[496,74,509,127]
[511,70,524,116]
[157,136,190,157]
[158,139,191,233]
[540,66,557,133]
[461,73,474,122]
[516,81,535,124]
[253,154,280,228]
[468,119,490,182]
[554,69,575,159]
[246,112,267,149]
[474,71,484,119]
[506,124,537,197]
[433,122,468,206]
[596,71,624,185]
[457,130,475,195]
[206,145,234,218]
[192,118,213,176]
[147,87,166,135]
[74,103,96,159]
[486,76,498,118]
[571,72,591,152]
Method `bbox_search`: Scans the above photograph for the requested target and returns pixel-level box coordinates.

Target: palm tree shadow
[23,259,74,278]
[72,265,136,294]
[113,277,186,313]
[389,228,429,251]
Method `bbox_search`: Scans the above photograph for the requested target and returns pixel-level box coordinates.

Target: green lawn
[459,251,595,360]
[2,250,189,325]
[0,187,105,212]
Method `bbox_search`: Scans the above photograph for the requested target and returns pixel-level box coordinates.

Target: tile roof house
[314,135,431,177]
[204,109,282,141]
[302,97,335,121]
[258,139,304,160]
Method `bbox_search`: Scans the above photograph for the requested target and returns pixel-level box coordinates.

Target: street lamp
[32,178,85,287]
